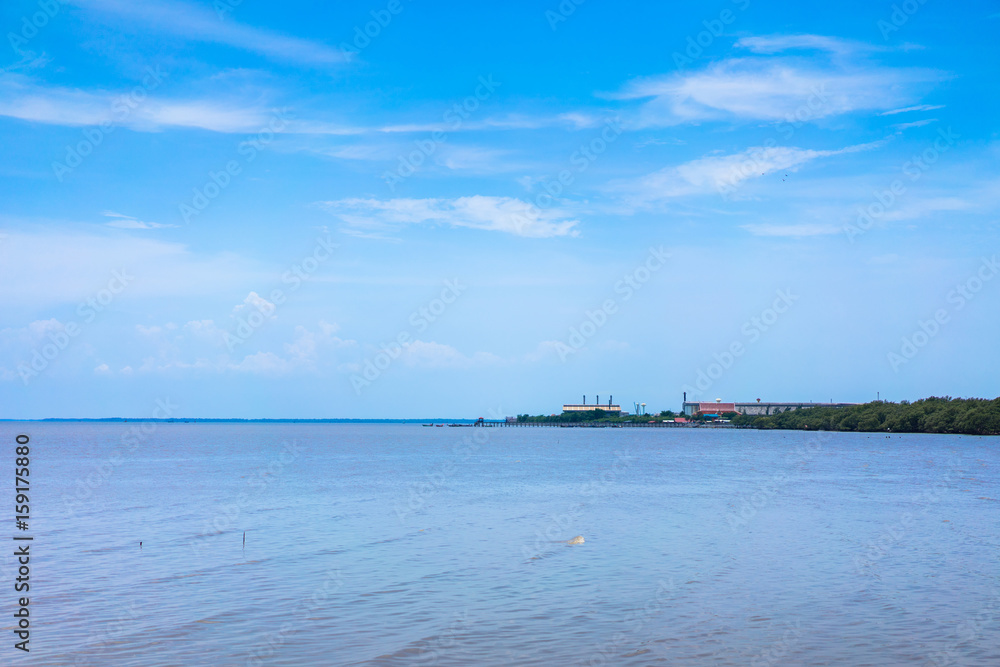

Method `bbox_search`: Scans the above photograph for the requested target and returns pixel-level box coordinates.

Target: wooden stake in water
[243,531,245,548]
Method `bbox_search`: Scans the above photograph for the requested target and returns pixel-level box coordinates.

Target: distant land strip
[2,397,997,435]
[0,418,479,423]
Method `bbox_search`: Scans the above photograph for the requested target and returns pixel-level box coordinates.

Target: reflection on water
[4,423,998,666]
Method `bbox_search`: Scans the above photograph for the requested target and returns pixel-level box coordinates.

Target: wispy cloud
[0,228,260,307]
[892,119,937,131]
[0,73,609,138]
[103,211,177,229]
[306,142,522,173]
[878,196,973,223]
[401,340,503,369]
[741,223,841,237]
[0,73,276,132]
[614,140,885,205]
[125,322,358,377]
[233,292,277,318]
[612,35,942,126]
[72,0,347,66]
[436,146,523,173]
[297,113,607,136]
[318,196,580,238]
[734,34,879,56]
[879,104,945,116]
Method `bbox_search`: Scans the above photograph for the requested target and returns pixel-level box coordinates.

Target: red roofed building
[683,401,737,416]
[697,402,736,414]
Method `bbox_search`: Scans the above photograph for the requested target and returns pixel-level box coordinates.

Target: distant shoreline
[0,418,479,423]
[3,396,997,435]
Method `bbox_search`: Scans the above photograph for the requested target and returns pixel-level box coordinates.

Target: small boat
[435,424,444,427]
[422,424,434,427]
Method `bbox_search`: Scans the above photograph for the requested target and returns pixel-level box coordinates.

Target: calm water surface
[2,423,997,666]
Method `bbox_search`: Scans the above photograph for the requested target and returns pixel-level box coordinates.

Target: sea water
[2,423,997,666]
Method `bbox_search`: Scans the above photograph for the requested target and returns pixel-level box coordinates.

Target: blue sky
[1,0,998,418]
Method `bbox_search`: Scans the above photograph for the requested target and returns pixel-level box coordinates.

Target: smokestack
[683,391,687,402]
[597,395,599,405]
[609,395,612,407]
[583,395,586,405]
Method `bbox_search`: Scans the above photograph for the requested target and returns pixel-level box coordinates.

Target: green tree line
[732,397,1000,435]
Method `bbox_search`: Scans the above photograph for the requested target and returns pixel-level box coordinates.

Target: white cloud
[0,229,261,307]
[880,196,973,222]
[317,144,399,161]
[290,112,608,140]
[369,114,594,134]
[284,327,318,361]
[0,73,282,132]
[319,196,580,238]
[734,34,876,56]
[127,321,359,377]
[615,140,884,205]
[613,38,941,125]
[893,119,937,131]
[879,104,945,116]
[0,72,597,137]
[556,112,605,129]
[0,319,67,354]
[72,0,347,66]
[103,211,176,229]
[94,363,111,375]
[437,146,521,173]
[225,323,357,375]
[228,351,290,375]
[741,223,841,237]
[138,100,278,133]
[401,340,503,369]
[182,320,226,344]
[312,142,522,173]
[233,292,277,318]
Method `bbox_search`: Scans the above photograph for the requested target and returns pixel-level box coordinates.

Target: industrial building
[682,399,858,416]
[563,395,621,414]
[685,401,737,415]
